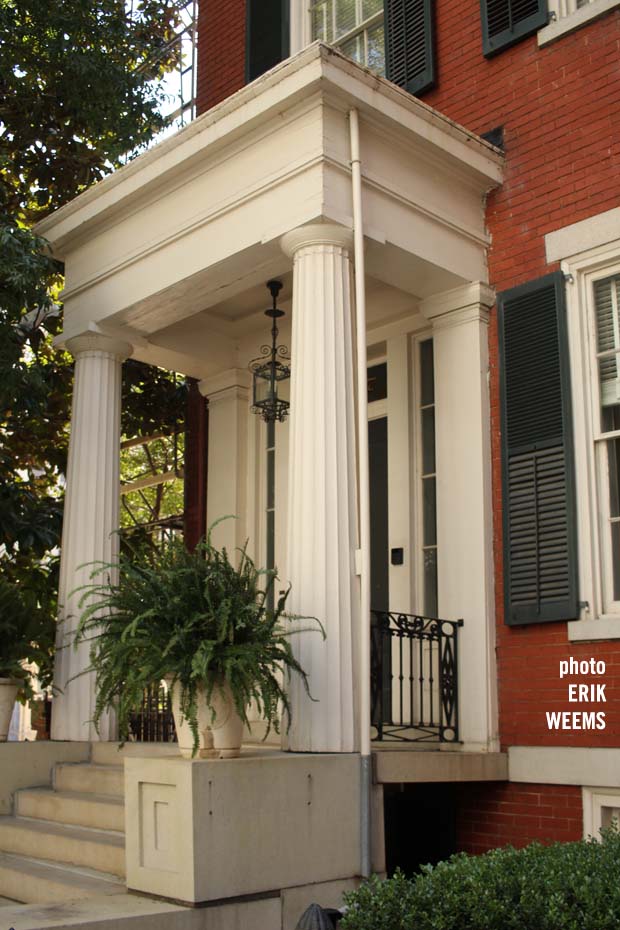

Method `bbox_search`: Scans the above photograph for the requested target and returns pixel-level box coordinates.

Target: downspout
[349,107,372,880]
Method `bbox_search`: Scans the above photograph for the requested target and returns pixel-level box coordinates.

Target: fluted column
[281,224,359,753]
[52,333,132,741]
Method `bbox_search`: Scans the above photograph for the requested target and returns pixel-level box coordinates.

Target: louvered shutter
[498,272,579,625]
[246,0,289,83]
[481,0,548,57]
[384,0,436,97]
[594,276,620,408]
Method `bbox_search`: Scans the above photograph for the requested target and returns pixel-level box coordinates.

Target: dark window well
[480,0,548,57]
[384,0,436,96]
[246,0,289,83]
[498,272,579,625]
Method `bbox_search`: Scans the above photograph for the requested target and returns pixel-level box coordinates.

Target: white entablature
[37,42,502,380]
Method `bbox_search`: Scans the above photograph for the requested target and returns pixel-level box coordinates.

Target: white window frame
[546,214,620,641]
[583,786,620,839]
[539,0,620,47]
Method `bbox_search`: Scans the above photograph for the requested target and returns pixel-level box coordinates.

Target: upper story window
[310,0,386,73]
[539,0,620,47]
[309,1,436,96]
[592,274,620,606]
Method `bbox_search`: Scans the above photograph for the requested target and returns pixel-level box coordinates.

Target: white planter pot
[0,679,20,742]
[169,679,244,759]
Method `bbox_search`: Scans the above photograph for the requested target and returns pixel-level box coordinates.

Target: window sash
[586,268,620,613]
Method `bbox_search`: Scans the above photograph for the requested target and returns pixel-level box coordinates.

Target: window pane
[422,408,436,475]
[423,478,437,547]
[595,276,620,414]
[367,20,385,74]
[311,0,330,41]
[267,450,275,509]
[420,339,435,406]
[424,549,438,617]
[340,33,363,63]
[363,0,383,16]
[335,0,357,38]
[368,362,387,402]
[607,438,620,600]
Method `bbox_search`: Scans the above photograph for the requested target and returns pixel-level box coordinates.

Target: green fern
[71,529,323,754]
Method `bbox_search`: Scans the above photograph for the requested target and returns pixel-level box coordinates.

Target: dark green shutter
[246,0,289,83]
[481,0,548,57]
[384,0,436,96]
[498,272,579,625]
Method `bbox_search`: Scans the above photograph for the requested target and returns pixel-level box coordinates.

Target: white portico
[37,43,503,753]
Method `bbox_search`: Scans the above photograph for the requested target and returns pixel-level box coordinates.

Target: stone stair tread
[0,816,125,846]
[0,851,125,887]
[0,851,125,906]
[19,787,124,808]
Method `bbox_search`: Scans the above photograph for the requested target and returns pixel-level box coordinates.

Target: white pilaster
[420,283,498,752]
[52,333,132,741]
[281,224,359,753]
[199,369,251,556]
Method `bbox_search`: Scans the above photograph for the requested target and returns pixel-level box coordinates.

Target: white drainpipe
[349,106,372,879]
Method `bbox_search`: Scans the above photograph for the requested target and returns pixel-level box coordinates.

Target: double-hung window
[310,0,386,73]
[545,211,620,639]
[309,0,436,96]
[591,274,620,610]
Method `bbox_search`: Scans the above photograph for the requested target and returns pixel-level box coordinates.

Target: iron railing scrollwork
[129,682,177,743]
[371,609,462,743]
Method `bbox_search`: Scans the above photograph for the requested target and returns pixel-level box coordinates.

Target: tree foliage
[0,0,188,684]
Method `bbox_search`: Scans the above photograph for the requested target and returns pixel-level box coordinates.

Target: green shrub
[342,829,620,930]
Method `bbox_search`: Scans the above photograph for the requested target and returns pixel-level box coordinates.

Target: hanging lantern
[249,280,291,423]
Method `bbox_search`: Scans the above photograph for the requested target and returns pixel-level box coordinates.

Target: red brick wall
[457,783,583,855]
[424,7,620,749]
[196,0,246,114]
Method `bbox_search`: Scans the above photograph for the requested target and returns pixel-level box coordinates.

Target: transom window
[310,0,386,74]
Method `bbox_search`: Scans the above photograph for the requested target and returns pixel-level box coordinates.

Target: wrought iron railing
[129,682,177,742]
[370,610,462,743]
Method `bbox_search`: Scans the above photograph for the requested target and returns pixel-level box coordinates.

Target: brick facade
[196,0,246,114]
[423,6,620,753]
[457,783,583,854]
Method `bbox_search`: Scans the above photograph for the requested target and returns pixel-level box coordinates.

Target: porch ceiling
[37,42,503,378]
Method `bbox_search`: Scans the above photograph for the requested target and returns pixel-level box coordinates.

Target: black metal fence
[370,610,462,743]
[129,682,177,742]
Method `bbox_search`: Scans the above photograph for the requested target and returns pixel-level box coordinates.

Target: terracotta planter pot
[169,679,244,759]
[0,678,20,742]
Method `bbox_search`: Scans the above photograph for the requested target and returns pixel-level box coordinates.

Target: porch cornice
[35,44,502,257]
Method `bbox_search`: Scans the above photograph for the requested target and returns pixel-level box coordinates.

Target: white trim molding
[509,746,620,788]
[544,211,620,642]
[539,0,620,46]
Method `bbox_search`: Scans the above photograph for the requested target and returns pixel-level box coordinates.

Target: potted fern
[73,531,321,758]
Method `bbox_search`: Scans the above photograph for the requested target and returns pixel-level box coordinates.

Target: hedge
[341,829,620,930]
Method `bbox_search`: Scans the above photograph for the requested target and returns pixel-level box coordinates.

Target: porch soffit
[36,43,503,357]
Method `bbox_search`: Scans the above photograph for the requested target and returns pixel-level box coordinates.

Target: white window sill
[568,614,620,642]
[538,0,620,46]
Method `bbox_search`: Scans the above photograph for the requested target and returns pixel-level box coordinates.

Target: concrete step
[54,763,124,798]
[0,817,125,878]
[0,851,125,905]
[91,742,180,766]
[0,891,190,930]
[16,788,125,833]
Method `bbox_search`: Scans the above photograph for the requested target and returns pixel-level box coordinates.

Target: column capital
[198,368,251,403]
[419,282,495,329]
[65,332,133,362]
[281,223,354,258]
